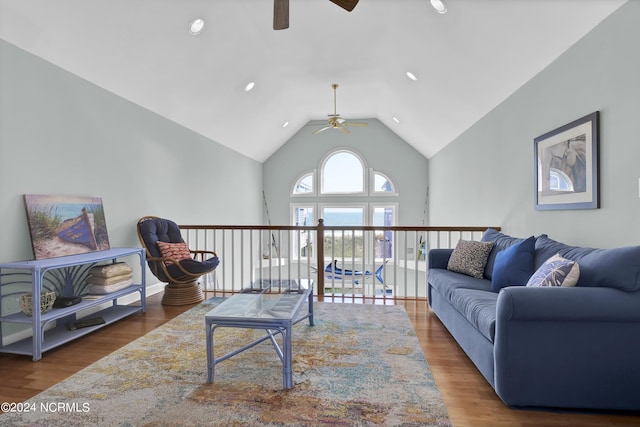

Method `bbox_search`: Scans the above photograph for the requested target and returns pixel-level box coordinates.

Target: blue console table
[0,248,146,361]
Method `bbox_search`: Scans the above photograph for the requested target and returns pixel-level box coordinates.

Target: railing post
[316,219,324,296]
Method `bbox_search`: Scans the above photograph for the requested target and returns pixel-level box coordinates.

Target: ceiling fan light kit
[274,0,360,30]
[312,83,368,135]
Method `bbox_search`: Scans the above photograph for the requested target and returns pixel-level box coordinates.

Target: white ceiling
[0,0,627,162]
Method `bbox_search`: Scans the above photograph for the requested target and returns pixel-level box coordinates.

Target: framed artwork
[534,111,599,210]
[24,195,110,259]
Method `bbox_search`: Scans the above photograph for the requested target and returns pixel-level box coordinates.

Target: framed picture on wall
[24,194,110,259]
[534,111,599,210]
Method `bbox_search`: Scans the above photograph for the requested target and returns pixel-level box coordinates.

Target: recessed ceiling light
[189,18,205,35]
[430,0,447,14]
[244,82,255,92]
[282,121,289,128]
[392,117,401,124]
[406,71,417,81]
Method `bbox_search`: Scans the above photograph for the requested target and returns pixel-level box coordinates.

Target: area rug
[3,299,451,426]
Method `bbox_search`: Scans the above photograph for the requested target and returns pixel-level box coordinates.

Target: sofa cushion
[526,254,580,287]
[535,235,640,291]
[481,228,528,279]
[491,236,536,292]
[429,268,492,302]
[447,240,494,279]
[449,288,498,342]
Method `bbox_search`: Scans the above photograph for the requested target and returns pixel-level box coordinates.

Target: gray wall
[0,39,264,264]
[428,0,640,248]
[263,118,429,226]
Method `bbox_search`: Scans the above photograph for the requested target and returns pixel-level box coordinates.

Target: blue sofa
[427,228,640,410]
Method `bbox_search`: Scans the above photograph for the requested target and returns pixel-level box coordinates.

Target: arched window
[292,172,314,195]
[290,149,398,259]
[321,150,364,194]
[373,171,396,194]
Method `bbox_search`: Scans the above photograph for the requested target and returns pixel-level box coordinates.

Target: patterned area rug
[3,299,451,426]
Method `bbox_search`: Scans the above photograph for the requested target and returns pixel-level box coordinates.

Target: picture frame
[534,111,599,210]
[24,194,110,260]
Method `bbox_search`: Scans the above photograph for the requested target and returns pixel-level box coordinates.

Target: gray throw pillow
[447,240,494,279]
[526,254,580,287]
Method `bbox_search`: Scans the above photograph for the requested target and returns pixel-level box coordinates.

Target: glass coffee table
[205,279,314,389]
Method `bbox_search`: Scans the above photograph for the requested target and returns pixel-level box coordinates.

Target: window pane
[322,207,363,226]
[293,206,314,258]
[294,206,313,226]
[374,173,394,192]
[373,207,394,258]
[322,152,363,193]
[294,174,313,194]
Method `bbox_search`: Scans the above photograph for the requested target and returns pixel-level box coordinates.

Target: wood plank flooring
[1,292,639,426]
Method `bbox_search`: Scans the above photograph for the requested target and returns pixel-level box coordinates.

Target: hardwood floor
[2,292,639,426]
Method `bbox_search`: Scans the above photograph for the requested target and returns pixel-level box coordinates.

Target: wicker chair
[137,216,219,305]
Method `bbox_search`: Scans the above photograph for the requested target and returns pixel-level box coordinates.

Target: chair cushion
[447,240,494,279]
[138,217,184,259]
[157,241,191,264]
[166,256,220,279]
[491,236,536,292]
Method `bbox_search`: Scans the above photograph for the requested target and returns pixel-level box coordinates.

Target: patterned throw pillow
[156,241,192,264]
[447,240,494,279]
[526,254,580,287]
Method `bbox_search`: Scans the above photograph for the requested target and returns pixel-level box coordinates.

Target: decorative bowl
[19,291,57,316]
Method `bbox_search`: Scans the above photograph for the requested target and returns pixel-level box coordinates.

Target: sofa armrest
[494,286,640,410]
[497,286,640,322]
[428,249,453,270]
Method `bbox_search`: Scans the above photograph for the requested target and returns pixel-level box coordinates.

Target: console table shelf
[0,248,146,361]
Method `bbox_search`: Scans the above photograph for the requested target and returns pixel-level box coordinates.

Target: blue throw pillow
[481,228,527,279]
[491,236,536,292]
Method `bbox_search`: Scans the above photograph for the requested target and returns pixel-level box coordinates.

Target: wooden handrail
[178,222,500,298]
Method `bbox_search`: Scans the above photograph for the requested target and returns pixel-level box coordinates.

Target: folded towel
[88,279,133,294]
[87,273,133,286]
[89,262,133,278]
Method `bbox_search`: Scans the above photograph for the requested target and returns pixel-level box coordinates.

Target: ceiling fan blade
[330,0,359,12]
[313,126,332,135]
[344,121,368,126]
[339,125,351,135]
[274,0,289,30]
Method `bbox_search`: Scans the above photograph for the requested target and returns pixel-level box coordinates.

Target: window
[293,173,314,194]
[373,172,395,193]
[290,149,399,260]
[321,151,364,194]
[293,205,314,257]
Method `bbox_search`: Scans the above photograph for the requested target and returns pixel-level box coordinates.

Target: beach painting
[24,194,110,259]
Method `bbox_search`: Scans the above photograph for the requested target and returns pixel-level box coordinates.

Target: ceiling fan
[274,0,359,30]
[312,83,368,135]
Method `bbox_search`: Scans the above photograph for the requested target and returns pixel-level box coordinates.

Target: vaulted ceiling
[0,0,626,162]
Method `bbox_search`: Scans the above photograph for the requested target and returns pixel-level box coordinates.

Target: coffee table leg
[206,323,215,383]
[282,324,293,389]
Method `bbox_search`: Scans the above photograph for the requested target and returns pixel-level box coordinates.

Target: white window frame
[320,149,367,195]
[370,169,398,195]
[291,170,317,196]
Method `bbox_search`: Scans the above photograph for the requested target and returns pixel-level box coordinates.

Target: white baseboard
[2,282,166,347]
